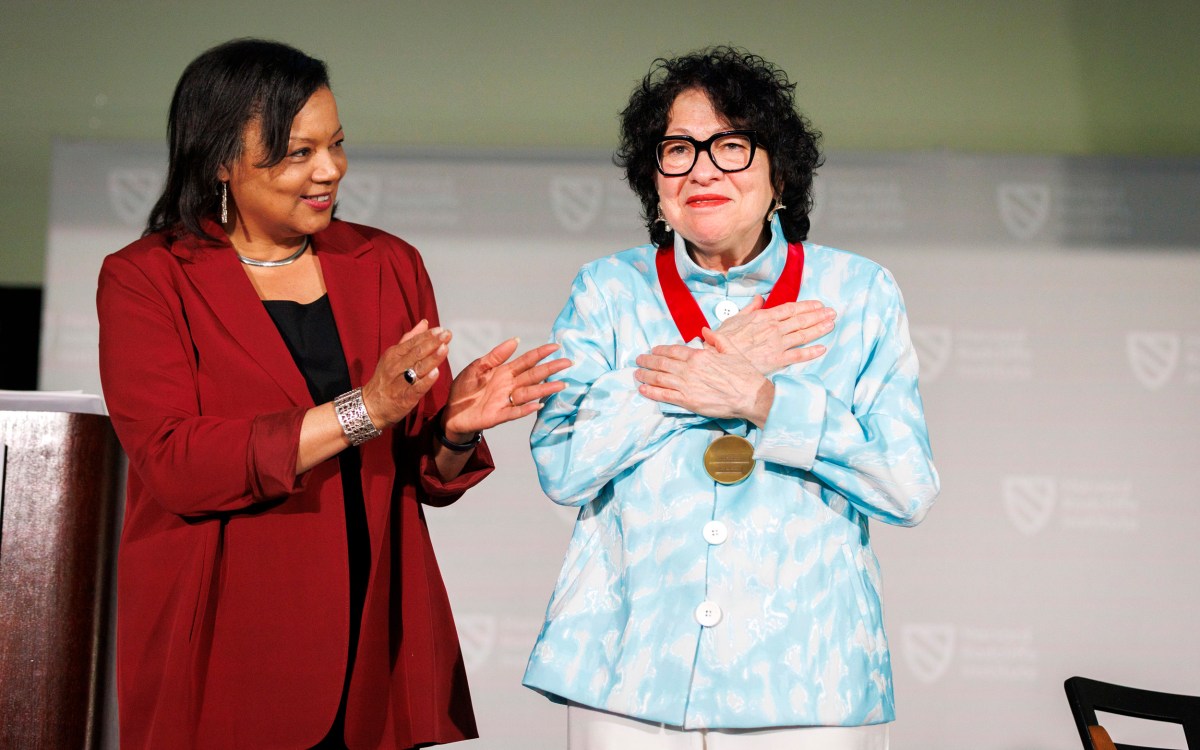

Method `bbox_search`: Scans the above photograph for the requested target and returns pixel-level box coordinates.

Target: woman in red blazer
[96,39,568,749]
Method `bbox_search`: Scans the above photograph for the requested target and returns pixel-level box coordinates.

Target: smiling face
[654,88,776,270]
[219,86,346,251]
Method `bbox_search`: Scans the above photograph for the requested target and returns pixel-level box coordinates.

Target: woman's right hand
[716,296,835,374]
[361,320,451,428]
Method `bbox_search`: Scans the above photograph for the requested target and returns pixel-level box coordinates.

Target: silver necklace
[237,236,310,267]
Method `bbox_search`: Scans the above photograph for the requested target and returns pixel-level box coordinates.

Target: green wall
[2,0,1198,285]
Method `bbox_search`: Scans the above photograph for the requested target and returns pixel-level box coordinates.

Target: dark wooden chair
[1065,676,1200,750]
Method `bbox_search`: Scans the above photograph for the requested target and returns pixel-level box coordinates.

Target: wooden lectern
[0,410,122,749]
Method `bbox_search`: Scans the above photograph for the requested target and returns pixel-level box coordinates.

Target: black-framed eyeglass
[655,130,759,177]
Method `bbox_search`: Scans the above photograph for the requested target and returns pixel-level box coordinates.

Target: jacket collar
[673,214,788,297]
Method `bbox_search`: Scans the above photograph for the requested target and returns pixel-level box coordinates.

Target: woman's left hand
[635,327,774,427]
[441,339,571,440]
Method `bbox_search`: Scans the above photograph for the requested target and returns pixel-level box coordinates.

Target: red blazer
[97,219,493,749]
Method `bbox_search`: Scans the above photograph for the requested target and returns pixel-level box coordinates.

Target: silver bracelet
[334,388,382,446]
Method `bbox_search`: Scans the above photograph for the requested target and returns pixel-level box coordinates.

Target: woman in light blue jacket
[524,47,939,749]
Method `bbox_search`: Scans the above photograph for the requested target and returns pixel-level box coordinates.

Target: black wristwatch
[436,427,482,452]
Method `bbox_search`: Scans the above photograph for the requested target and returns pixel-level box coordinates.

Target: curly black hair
[616,47,823,247]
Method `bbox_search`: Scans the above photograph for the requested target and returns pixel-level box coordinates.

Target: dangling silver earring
[220,182,228,224]
[656,205,673,233]
[767,197,786,222]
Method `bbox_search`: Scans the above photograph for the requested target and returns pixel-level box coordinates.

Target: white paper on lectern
[0,390,107,415]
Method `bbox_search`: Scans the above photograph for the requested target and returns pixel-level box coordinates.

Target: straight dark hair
[145,38,330,242]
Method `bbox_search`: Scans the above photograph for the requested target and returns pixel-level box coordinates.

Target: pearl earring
[656,205,673,233]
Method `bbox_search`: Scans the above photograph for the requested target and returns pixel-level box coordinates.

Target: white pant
[567,704,890,750]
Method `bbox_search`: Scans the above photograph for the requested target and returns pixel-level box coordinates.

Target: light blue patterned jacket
[523,217,939,729]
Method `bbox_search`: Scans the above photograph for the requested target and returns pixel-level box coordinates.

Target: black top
[263,294,369,748]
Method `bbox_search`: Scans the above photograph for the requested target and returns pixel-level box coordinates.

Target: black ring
[403,368,418,384]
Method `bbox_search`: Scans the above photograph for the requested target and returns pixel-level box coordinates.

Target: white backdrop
[41,141,1200,749]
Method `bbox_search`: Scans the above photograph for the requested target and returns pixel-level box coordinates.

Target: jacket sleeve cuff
[248,407,310,499]
[419,434,496,498]
[752,373,827,470]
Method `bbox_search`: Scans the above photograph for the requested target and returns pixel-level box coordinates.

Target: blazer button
[714,299,740,321]
[694,601,723,627]
[702,520,728,545]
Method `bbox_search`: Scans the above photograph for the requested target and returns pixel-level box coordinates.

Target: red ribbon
[655,242,805,342]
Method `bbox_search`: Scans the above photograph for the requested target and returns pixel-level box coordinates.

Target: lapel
[317,223,393,559]
[176,224,313,406]
[315,222,381,388]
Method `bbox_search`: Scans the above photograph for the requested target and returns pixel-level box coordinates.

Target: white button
[694,601,723,627]
[714,299,740,321]
[702,521,728,545]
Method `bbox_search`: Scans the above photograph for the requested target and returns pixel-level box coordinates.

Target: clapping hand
[361,320,451,427]
[441,339,571,439]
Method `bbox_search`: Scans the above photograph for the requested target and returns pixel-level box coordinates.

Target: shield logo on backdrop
[1126,332,1180,391]
[334,173,381,224]
[910,325,952,383]
[902,623,956,684]
[1003,475,1057,536]
[108,169,164,227]
[456,614,497,674]
[997,183,1051,241]
[550,176,604,232]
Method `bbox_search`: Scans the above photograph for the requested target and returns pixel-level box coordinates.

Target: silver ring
[403,368,418,385]
[508,393,516,406]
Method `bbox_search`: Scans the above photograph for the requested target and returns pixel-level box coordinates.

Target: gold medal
[704,435,756,485]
